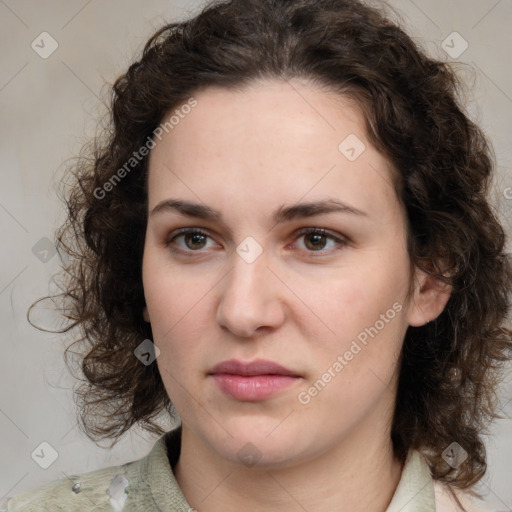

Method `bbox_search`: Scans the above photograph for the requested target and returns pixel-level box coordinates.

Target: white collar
[385,450,436,511]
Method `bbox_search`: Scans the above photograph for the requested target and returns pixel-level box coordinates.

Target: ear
[407,267,452,327]
[143,306,151,323]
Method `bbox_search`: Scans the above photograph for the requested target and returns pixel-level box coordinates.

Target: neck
[174,420,404,512]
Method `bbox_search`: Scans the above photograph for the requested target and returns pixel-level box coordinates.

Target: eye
[165,227,348,256]
[291,228,348,255]
[165,228,219,254]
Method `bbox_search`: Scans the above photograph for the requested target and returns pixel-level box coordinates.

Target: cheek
[148,286,209,405]
[143,259,217,363]
[145,277,206,361]
[307,278,407,416]
[314,259,409,336]
[304,259,411,401]
[142,247,211,333]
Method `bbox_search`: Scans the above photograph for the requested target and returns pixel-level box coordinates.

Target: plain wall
[1,1,511,509]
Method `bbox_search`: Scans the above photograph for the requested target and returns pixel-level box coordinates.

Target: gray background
[1,0,511,509]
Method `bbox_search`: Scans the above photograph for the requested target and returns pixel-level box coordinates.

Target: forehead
[147,79,401,224]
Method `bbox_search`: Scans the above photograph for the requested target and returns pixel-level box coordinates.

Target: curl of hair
[29,0,512,502]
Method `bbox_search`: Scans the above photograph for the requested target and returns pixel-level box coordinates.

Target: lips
[208,359,302,401]
[209,359,300,377]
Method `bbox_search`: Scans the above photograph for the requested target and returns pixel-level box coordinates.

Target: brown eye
[165,228,217,254]
[303,232,328,251]
[294,228,348,255]
[183,232,208,250]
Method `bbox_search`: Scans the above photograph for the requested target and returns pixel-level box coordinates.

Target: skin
[142,78,451,512]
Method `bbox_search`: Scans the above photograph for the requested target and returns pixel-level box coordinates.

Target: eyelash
[164,227,348,257]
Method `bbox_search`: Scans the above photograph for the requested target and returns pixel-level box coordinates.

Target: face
[142,79,445,469]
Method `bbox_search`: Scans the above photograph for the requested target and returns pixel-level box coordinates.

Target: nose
[216,248,286,338]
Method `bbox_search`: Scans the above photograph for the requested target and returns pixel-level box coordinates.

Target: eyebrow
[149,198,368,225]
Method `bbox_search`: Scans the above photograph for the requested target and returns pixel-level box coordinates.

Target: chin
[204,418,313,469]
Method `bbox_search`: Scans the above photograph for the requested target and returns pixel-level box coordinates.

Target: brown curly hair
[29,0,512,503]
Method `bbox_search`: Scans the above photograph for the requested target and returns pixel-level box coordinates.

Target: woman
[5,0,511,510]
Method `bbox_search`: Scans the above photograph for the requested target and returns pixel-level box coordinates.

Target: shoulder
[390,449,485,512]
[2,463,128,512]
[433,480,484,512]
[2,428,185,512]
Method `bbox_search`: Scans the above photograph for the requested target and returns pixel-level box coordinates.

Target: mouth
[209,359,301,377]
[208,359,302,401]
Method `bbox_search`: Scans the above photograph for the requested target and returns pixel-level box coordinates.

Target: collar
[385,449,436,511]
[134,425,435,511]
[2,425,437,512]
